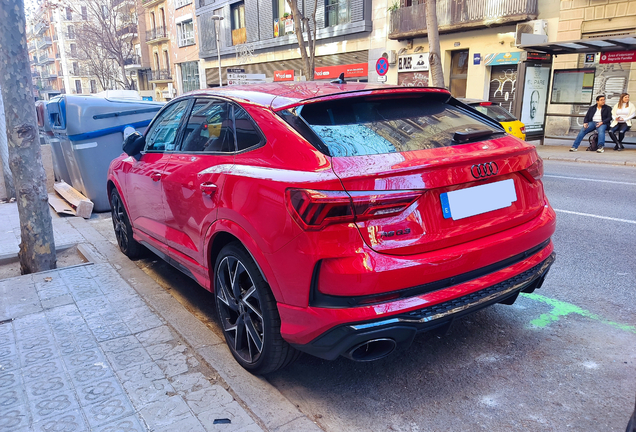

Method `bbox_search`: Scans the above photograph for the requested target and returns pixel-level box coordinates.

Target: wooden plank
[48,192,76,216]
[53,181,93,219]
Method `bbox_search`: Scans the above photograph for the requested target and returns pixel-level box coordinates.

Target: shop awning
[519,34,636,55]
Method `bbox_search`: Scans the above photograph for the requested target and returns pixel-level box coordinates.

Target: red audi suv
[107,83,556,373]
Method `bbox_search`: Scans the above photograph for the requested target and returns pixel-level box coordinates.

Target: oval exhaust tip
[345,338,397,362]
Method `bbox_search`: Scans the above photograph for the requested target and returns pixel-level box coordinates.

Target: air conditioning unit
[387,50,397,65]
[515,20,548,46]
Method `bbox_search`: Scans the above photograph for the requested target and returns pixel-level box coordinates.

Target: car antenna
[331,73,346,84]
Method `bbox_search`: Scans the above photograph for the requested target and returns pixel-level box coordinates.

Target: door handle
[200,182,217,196]
[150,172,162,182]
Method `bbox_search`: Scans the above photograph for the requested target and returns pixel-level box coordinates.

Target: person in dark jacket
[570,95,613,153]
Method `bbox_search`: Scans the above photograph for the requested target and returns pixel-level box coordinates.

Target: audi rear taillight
[521,157,544,183]
[286,189,422,230]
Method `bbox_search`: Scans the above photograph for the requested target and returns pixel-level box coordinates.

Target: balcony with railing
[66,32,76,39]
[149,69,172,82]
[116,23,138,39]
[142,0,166,8]
[146,26,169,43]
[42,72,58,80]
[38,56,55,65]
[34,21,48,35]
[28,42,36,52]
[37,36,52,50]
[388,0,537,40]
[124,55,142,69]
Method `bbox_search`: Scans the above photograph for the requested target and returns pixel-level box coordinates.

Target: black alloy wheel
[110,188,142,259]
[214,243,299,374]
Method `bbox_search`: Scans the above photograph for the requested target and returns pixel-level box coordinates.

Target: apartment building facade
[195,0,378,86]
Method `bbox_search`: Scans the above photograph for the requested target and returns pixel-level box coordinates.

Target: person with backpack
[570,95,612,153]
[609,93,635,151]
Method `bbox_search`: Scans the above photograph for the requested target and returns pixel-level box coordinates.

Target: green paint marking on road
[520,293,636,334]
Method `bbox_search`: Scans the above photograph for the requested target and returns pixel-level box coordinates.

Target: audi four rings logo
[471,162,498,179]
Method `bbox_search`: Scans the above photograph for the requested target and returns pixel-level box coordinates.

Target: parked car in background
[460,99,526,141]
[108,83,556,374]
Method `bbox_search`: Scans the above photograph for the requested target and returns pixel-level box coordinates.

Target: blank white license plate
[440,179,517,221]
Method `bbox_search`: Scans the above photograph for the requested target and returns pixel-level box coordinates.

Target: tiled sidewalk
[0,263,262,432]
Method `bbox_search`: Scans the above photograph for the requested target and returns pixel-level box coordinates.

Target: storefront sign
[274,69,294,82]
[484,52,521,66]
[397,53,429,72]
[599,50,636,64]
[314,63,368,79]
[520,65,550,134]
[585,53,595,63]
[284,19,294,34]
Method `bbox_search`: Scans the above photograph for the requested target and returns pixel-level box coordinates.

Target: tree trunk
[286,0,311,80]
[0,89,16,199]
[0,0,57,274]
[426,0,445,88]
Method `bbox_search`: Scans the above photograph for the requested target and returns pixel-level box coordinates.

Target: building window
[163,50,170,71]
[90,80,97,93]
[70,43,77,57]
[75,80,82,94]
[72,62,79,76]
[325,0,350,27]
[177,20,195,47]
[180,62,199,93]
[81,6,87,20]
[67,25,75,39]
[175,0,192,8]
[66,7,72,20]
[231,2,246,45]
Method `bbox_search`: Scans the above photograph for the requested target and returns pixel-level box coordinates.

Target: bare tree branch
[285,0,318,81]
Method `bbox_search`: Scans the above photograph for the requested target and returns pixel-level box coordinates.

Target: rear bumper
[291,251,555,360]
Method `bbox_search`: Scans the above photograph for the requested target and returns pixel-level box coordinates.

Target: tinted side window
[233,105,262,151]
[181,100,235,153]
[145,100,190,152]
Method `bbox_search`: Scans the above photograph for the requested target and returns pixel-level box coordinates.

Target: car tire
[110,188,142,260]
[214,242,299,374]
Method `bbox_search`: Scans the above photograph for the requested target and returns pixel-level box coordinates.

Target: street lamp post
[211,15,223,87]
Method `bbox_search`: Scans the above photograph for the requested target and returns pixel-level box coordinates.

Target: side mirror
[123,131,145,157]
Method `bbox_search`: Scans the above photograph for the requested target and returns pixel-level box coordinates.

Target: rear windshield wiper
[452,129,503,144]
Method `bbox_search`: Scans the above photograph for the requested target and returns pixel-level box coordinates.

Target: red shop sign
[274,69,294,82]
[314,63,368,79]
[599,50,636,64]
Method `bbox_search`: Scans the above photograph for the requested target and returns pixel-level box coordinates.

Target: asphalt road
[94,160,636,432]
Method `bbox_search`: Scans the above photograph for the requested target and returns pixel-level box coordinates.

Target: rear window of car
[286,94,500,157]
[472,104,517,122]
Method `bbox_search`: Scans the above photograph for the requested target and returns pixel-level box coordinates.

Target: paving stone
[63,348,109,371]
[0,356,20,373]
[0,331,14,347]
[69,364,113,387]
[0,344,17,363]
[0,403,30,432]
[0,371,21,390]
[120,307,163,334]
[15,323,49,341]
[41,294,75,309]
[22,359,65,382]
[153,415,206,432]
[83,394,135,429]
[76,376,126,407]
[115,362,164,384]
[135,326,174,347]
[197,401,259,432]
[139,395,192,429]
[29,390,81,423]
[122,378,174,409]
[56,334,99,356]
[19,345,57,367]
[154,348,196,378]
[26,375,73,401]
[105,347,152,371]
[0,386,27,410]
[18,333,56,353]
[169,372,213,394]
[32,408,88,432]
[184,385,234,414]
[100,336,143,354]
[92,414,148,432]
[0,282,42,322]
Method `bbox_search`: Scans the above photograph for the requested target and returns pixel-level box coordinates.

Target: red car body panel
[107,83,556,359]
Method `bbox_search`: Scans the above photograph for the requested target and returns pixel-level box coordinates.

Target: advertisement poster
[397,53,429,72]
[520,65,550,133]
[550,69,595,104]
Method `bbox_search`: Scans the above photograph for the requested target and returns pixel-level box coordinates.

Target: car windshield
[293,94,500,157]
[472,104,517,122]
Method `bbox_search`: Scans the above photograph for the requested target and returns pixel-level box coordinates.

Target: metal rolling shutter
[488,64,518,114]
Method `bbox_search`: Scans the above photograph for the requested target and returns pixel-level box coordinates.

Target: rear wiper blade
[452,129,501,144]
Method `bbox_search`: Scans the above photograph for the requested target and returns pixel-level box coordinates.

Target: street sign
[227,68,245,73]
[377,75,387,82]
[227,73,266,80]
[376,57,389,76]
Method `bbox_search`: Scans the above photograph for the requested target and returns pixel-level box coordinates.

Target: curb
[539,155,636,166]
[68,218,322,432]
